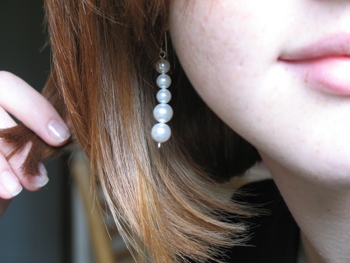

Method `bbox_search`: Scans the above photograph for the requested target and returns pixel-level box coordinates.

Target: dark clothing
[215,179,300,263]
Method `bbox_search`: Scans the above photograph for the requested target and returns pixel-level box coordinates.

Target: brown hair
[1,0,261,262]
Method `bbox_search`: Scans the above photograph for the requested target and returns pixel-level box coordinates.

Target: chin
[314,157,350,188]
[261,148,350,189]
[291,154,350,189]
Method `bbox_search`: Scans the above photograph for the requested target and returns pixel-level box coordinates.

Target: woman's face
[169,1,350,187]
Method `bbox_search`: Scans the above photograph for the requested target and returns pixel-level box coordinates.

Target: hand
[0,71,70,216]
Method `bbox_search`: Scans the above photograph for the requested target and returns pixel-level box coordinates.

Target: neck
[260,153,350,263]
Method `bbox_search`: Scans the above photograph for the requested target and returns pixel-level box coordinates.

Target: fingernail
[32,164,49,188]
[0,171,23,197]
[48,120,70,143]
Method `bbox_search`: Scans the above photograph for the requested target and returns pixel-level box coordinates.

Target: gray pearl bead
[156,58,170,74]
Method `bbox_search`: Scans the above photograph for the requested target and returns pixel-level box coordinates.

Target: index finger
[0,71,70,146]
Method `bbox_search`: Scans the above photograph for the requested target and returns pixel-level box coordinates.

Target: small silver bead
[153,103,173,123]
[157,89,172,104]
[156,58,170,74]
[151,123,171,143]
[156,74,171,89]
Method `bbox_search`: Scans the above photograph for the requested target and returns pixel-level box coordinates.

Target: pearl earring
[151,46,173,148]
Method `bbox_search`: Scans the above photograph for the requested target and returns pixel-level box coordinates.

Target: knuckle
[27,98,52,120]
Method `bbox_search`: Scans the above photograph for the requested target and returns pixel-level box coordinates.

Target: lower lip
[281,56,350,95]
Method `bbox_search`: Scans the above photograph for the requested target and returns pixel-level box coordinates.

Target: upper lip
[279,34,350,61]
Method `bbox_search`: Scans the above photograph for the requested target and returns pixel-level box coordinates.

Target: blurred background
[0,1,72,263]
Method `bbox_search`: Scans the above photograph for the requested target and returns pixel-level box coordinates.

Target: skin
[170,1,350,262]
[0,71,70,216]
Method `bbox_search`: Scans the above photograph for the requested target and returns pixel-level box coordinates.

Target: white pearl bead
[151,123,171,143]
[153,103,173,123]
[156,89,172,103]
[156,74,171,89]
[156,59,170,73]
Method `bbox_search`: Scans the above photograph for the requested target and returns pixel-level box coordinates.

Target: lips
[279,34,350,95]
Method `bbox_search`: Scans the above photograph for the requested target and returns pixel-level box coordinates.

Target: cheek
[169,1,281,135]
[170,1,254,81]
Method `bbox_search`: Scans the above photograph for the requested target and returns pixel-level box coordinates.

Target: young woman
[0,1,349,262]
